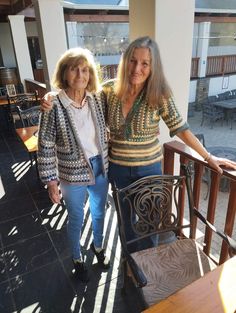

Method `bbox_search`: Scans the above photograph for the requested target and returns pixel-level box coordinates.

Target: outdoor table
[15,126,39,176]
[213,99,236,129]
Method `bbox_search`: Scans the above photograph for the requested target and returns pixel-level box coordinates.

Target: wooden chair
[111,164,236,310]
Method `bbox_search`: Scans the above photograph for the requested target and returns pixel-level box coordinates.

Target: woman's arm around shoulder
[40,91,57,112]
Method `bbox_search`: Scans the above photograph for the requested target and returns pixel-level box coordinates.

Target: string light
[79,35,128,41]
[193,34,236,39]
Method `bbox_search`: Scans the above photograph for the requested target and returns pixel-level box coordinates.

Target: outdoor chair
[201,97,224,128]
[15,105,40,127]
[7,91,39,128]
[230,89,236,98]
[217,91,231,100]
[111,164,236,310]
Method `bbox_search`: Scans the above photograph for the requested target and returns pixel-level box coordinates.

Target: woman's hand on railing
[207,154,236,174]
[41,92,54,112]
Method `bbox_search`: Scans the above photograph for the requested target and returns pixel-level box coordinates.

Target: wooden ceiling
[0,0,34,22]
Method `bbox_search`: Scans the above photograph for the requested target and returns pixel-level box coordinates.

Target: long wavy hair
[115,36,172,108]
[51,47,99,92]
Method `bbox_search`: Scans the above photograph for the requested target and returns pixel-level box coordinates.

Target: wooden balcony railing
[206,55,236,76]
[26,54,236,82]
[163,140,236,265]
[190,54,236,78]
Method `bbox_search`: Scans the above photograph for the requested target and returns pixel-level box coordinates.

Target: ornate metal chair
[7,91,39,128]
[15,105,40,127]
[111,164,236,310]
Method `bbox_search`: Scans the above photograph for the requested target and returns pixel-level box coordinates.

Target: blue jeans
[60,155,108,260]
[109,162,162,252]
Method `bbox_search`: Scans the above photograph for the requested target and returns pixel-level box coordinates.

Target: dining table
[213,98,236,129]
[15,125,39,176]
[0,96,8,106]
[143,256,236,313]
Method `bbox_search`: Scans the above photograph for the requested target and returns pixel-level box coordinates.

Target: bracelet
[204,153,211,162]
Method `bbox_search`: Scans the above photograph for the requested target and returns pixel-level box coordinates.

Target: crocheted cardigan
[103,82,189,166]
[37,92,108,185]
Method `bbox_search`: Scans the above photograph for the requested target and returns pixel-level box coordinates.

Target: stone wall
[195,77,210,111]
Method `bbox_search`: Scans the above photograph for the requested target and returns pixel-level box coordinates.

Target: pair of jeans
[60,155,108,260]
[108,161,162,253]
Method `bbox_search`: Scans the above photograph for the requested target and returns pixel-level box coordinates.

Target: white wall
[192,23,199,58]
[0,21,38,69]
[188,74,236,102]
[208,74,236,95]
[25,21,38,37]
[208,46,236,56]
[0,23,16,68]
[189,80,197,102]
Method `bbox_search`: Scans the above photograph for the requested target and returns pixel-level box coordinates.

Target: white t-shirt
[59,90,99,159]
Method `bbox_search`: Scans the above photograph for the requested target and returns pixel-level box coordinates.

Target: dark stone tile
[0,140,9,153]
[0,180,30,204]
[11,261,76,313]
[0,159,38,187]
[7,140,27,153]
[13,150,32,163]
[24,176,46,194]
[0,160,15,173]
[72,274,142,313]
[48,227,70,260]
[0,212,47,248]
[32,191,54,211]
[0,248,8,283]
[4,232,58,278]
[0,171,17,186]
[0,281,16,313]
[40,204,68,232]
[0,195,37,223]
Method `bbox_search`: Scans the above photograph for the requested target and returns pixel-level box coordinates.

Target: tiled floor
[0,125,143,313]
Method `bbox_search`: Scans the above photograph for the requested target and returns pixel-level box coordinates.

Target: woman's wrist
[204,153,211,162]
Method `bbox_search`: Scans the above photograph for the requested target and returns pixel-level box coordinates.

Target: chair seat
[131,238,216,306]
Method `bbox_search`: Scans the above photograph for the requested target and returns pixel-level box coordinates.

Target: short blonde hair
[51,47,99,92]
[115,36,172,108]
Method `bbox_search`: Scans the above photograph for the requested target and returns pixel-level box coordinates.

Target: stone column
[67,22,78,48]
[33,0,67,90]
[197,22,211,78]
[8,15,34,89]
[129,0,195,145]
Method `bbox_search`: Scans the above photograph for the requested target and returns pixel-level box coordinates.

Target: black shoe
[90,242,110,269]
[73,260,89,282]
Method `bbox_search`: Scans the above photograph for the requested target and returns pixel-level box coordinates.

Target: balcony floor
[0,127,143,313]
